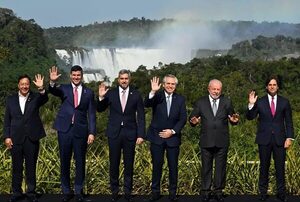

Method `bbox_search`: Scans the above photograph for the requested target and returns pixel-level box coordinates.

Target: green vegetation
[45,17,173,48]
[0,115,299,195]
[0,7,300,195]
[0,8,56,104]
[44,18,300,49]
[229,35,300,61]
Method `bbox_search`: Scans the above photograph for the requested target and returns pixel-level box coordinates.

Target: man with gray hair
[145,75,187,201]
[97,69,145,202]
[189,79,239,202]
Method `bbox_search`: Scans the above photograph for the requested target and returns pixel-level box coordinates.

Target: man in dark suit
[3,74,48,202]
[97,69,145,202]
[246,75,294,202]
[189,79,239,202]
[144,75,187,202]
[49,65,96,202]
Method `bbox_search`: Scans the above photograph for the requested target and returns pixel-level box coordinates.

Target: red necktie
[72,87,78,123]
[74,87,78,108]
[271,96,275,117]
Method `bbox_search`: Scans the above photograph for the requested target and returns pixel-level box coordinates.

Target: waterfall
[56,48,190,82]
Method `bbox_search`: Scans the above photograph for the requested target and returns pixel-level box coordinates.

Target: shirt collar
[119,86,129,93]
[164,91,173,98]
[209,95,219,102]
[268,94,277,100]
[18,91,29,98]
[71,83,82,89]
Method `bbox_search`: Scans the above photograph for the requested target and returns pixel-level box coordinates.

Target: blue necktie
[166,95,171,116]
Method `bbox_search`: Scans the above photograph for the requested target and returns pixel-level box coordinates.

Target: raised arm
[49,66,61,82]
[246,90,259,120]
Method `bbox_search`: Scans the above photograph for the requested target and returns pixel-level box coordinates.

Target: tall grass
[0,117,299,195]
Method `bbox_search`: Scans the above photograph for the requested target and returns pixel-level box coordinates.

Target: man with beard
[49,65,96,202]
[97,69,145,202]
[189,79,239,202]
[247,75,294,202]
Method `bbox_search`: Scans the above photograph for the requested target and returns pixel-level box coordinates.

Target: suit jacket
[3,91,48,144]
[97,86,145,140]
[144,91,187,147]
[246,95,294,146]
[49,83,96,137]
[189,95,236,148]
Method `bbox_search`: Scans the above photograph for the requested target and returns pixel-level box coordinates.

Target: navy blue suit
[97,86,145,195]
[3,91,48,197]
[246,95,294,195]
[144,90,187,196]
[49,83,96,194]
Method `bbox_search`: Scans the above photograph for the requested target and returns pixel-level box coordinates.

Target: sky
[1,0,300,28]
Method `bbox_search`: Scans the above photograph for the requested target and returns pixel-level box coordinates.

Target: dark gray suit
[189,94,236,195]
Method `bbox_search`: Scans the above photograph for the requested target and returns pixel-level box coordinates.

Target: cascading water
[56,48,190,83]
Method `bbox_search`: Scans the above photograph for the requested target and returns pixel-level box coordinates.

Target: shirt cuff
[49,80,55,87]
[248,103,254,110]
[149,92,155,99]
[38,89,46,94]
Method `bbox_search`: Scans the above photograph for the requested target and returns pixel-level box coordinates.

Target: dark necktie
[212,99,217,116]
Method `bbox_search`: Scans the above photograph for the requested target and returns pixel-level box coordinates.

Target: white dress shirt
[18,92,29,114]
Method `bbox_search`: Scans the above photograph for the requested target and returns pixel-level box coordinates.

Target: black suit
[189,95,235,195]
[97,86,145,195]
[144,91,187,196]
[246,95,294,195]
[3,91,48,197]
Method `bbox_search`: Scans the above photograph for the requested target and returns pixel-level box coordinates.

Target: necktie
[72,86,78,123]
[271,96,275,117]
[121,90,126,112]
[74,86,78,108]
[166,95,171,117]
[212,99,217,116]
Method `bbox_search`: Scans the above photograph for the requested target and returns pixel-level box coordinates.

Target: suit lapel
[115,87,123,112]
[204,96,214,117]
[124,87,134,112]
[216,96,225,117]
[262,96,273,118]
[67,84,75,107]
[161,91,170,117]
[162,92,168,117]
[168,93,177,117]
[79,85,88,107]
[14,94,23,115]
[274,95,282,118]
[23,92,32,115]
